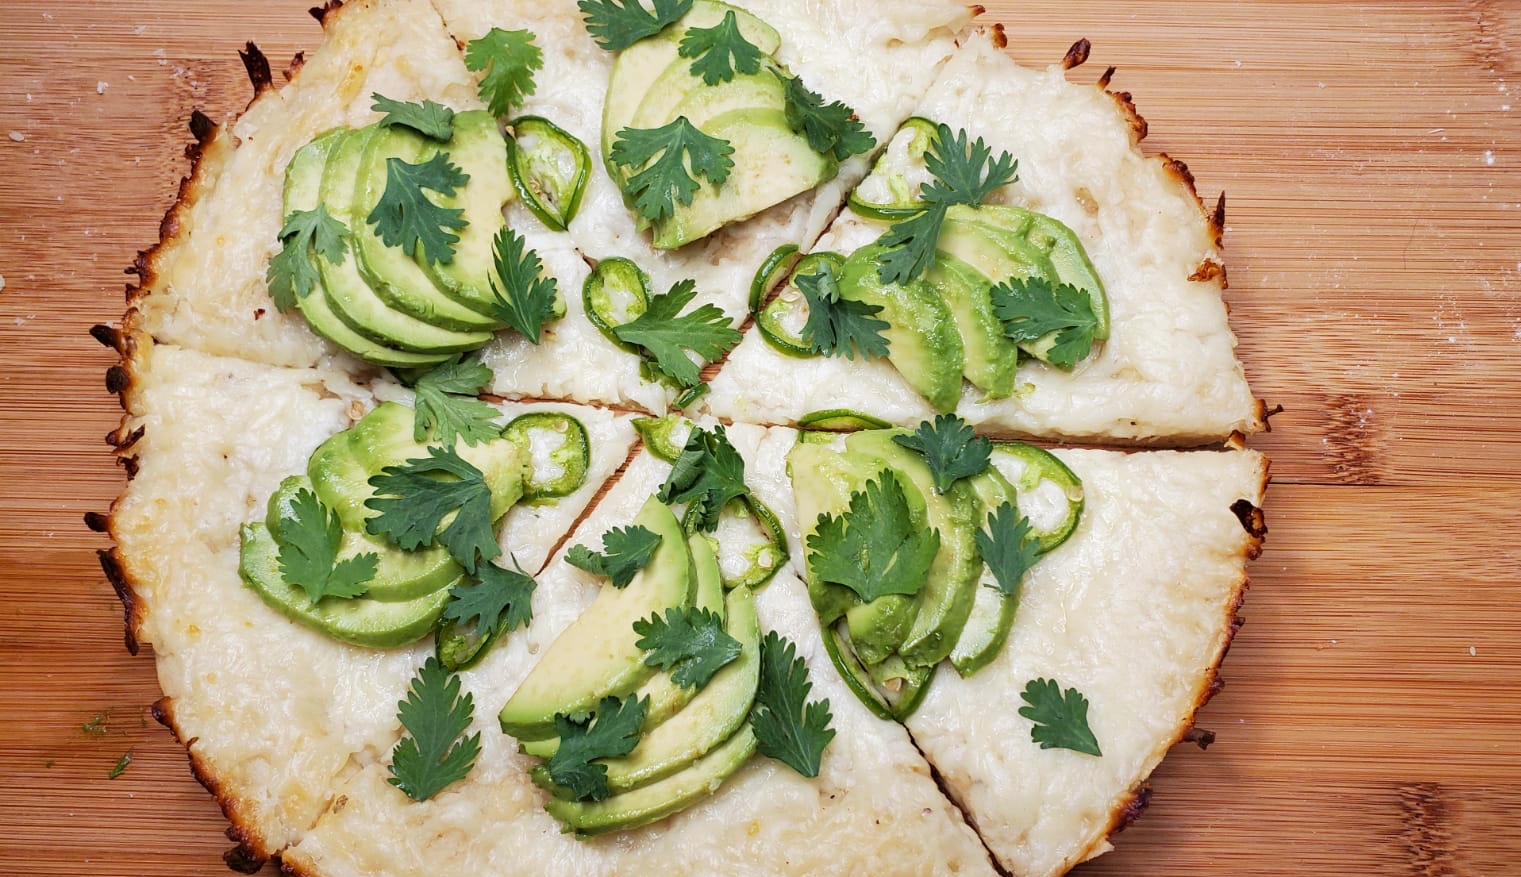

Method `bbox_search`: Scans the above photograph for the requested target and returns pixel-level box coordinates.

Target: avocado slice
[838,245,966,413]
[283,130,452,368]
[927,252,1018,400]
[535,584,759,795]
[318,128,492,354]
[419,110,517,320]
[499,497,692,739]
[352,126,502,332]
[239,523,454,648]
[948,466,1019,677]
[544,723,757,837]
[966,204,1110,340]
[846,430,982,670]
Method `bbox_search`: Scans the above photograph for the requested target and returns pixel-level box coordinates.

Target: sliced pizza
[706,27,1265,445]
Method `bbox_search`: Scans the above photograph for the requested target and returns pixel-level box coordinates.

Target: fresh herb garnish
[578,0,693,51]
[751,632,835,778]
[274,487,377,604]
[441,557,536,641]
[611,279,742,388]
[807,470,938,603]
[777,72,876,162]
[892,414,991,494]
[609,118,735,223]
[657,425,748,532]
[634,606,741,689]
[410,356,501,447]
[678,10,763,85]
[267,205,348,312]
[464,29,543,118]
[371,93,456,141]
[366,152,469,266]
[388,657,482,801]
[976,501,1041,598]
[364,446,499,573]
[107,751,132,779]
[486,227,559,344]
[796,263,889,360]
[1018,678,1102,757]
[989,276,1100,370]
[566,524,662,589]
[545,695,648,801]
[81,713,109,737]
[876,124,1018,285]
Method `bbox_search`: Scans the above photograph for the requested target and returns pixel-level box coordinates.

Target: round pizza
[101,1,1269,875]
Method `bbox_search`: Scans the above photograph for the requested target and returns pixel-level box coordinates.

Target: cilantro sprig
[612,279,742,388]
[634,606,741,689]
[366,153,470,267]
[410,356,502,447]
[990,276,1100,370]
[876,124,1018,285]
[657,425,748,532]
[796,262,888,360]
[567,524,662,589]
[273,487,376,604]
[545,695,648,801]
[371,93,455,141]
[678,10,763,85]
[441,558,536,642]
[1018,678,1102,757]
[389,657,482,801]
[578,0,693,51]
[267,206,348,312]
[465,29,543,118]
[610,118,735,223]
[892,414,991,494]
[486,227,560,343]
[807,470,939,604]
[751,632,835,778]
[777,72,876,162]
[364,446,500,573]
[975,501,1041,599]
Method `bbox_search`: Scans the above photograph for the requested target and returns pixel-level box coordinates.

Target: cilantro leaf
[464,29,543,118]
[989,276,1100,370]
[388,657,482,801]
[634,606,741,689]
[410,356,502,447]
[609,117,734,223]
[807,470,939,604]
[796,263,889,360]
[486,227,559,344]
[751,632,834,778]
[612,279,741,388]
[273,487,376,604]
[371,93,456,141]
[1018,678,1102,757]
[566,524,662,589]
[366,152,469,267]
[545,695,648,801]
[777,72,876,162]
[874,202,947,286]
[678,10,763,85]
[578,0,692,51]
[441,557,536,640]
[267,205,348,312]
[892,414,991,494]
[657,425,748,532]
[976,501,1041,598]
[364,446,500,573]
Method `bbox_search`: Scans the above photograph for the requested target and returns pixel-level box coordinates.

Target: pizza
[100,1,1269,875]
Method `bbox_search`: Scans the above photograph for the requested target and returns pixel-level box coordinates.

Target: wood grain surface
[2,1,1519,874]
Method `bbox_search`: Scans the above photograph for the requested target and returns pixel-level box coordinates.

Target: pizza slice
[706,27,1266,445]
[103,340,637,862]
[279,442,997,877]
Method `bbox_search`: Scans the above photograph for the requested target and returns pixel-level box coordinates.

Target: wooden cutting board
[2,1,1518,873]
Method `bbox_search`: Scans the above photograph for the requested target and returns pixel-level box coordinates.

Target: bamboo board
[1,1,1519,874]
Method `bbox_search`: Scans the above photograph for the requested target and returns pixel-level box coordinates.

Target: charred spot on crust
[967,3,986,16]
[1107,89,1147,141]
[989,23,1008,50]
[108,425,146,452]
[156,700,280,869]
[1230,499,1268,544]
[189,109,216,144]
[1260,401,1285,432]
[90,323,123,351]
[84,511,111,533]
[1210,192,1227,248]
[1097,65,1116,89]
[224,846,266,874]
[1109,785,1152,836]
[285,51,306,81]
[121,455,140,479]
[1160,155,1199,199]
[310,1,343,25]
[1181,726,1217,750]
[105,365,131,394]
[98,548,140,655]
[1189,258,1227,287]
[239,42,273,94]
[1063,39,1091,70]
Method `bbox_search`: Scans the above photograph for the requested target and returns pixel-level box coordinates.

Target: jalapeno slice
[632,415,693,463]
[583,257,651,353]
[435,615,501,672]
[847,117,940,221]
[796,408,893,432]
[756,252,846,358]
[504,411,591,502]
[682,495,788,590]
[989,442,1084,553]
[750,243,800,314]
[507,116,590,232]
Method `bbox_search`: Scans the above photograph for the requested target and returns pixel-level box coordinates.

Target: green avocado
[419,110,517,320]
[927,252,1018,400]
[967,204,1110,340]
[499,497,692,740]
